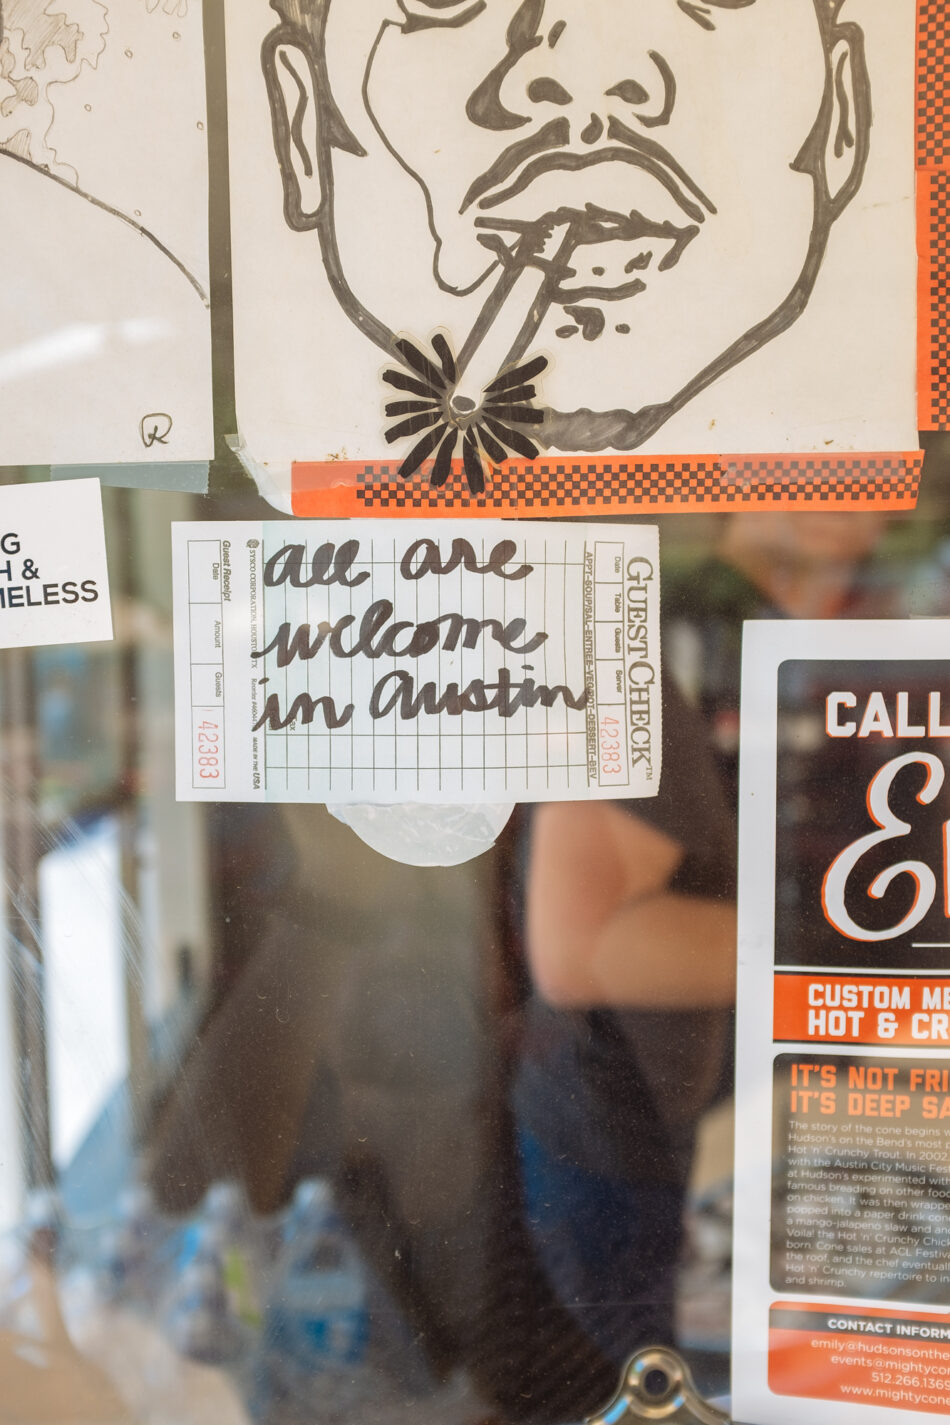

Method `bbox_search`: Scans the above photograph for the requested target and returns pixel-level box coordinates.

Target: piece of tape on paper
[52,463,209,495]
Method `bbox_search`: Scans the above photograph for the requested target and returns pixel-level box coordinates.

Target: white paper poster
[0,0,213,467]
[0,479,111,649]
[172,519,661,803]
[734,621,950,1425]
[226,0,918,504]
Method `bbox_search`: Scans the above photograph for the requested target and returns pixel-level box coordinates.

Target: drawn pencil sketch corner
[0,0,212,465]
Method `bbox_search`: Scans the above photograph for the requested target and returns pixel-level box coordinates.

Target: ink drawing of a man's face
[265,0,870,458]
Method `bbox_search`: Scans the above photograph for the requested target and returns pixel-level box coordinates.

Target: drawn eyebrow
[677,0,756,28]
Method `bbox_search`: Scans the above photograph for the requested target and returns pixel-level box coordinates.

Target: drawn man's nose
[466,6,676,138]
[523,58,673,143]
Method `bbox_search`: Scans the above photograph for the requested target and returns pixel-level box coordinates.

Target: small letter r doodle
[141,413,173,448]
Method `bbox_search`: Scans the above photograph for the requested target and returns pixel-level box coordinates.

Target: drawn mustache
[460,115,715,227]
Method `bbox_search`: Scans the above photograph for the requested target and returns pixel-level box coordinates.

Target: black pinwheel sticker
[382,336,547,495]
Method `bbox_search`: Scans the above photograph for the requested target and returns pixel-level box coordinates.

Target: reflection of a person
[264,0,870,453]
[510,679,736,1368]
[0,1,210,464]
[500,515,891,1393]
[665,510,894,805]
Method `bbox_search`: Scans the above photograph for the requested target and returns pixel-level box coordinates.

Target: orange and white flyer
[734,621,950,1425]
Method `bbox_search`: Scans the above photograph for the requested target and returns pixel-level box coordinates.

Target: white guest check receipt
[172,520,661,804]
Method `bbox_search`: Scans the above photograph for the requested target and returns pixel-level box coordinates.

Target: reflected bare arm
[526,802,736,1010]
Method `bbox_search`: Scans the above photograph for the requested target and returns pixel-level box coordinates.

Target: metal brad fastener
[584,1347,731,1425]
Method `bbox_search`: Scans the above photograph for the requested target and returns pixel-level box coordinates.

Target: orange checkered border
[918,0,950,431]
[291,454,922,518]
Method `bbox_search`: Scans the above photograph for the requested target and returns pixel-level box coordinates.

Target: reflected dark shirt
[513,676,736,1188]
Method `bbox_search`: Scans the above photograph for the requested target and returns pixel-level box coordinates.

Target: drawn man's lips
[461,120,715,228]
[538,204,695,251]
[551,207,700,301]
[476,203,701,303]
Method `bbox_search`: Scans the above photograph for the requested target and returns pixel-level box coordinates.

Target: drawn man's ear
[820,26,871,220]
[264,38,324,231]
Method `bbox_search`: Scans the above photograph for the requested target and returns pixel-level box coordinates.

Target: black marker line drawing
[1,144,208,304]
[383,336,546,492]
[263,0,871,488]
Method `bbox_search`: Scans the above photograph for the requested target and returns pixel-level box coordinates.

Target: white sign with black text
[0,479,112,650]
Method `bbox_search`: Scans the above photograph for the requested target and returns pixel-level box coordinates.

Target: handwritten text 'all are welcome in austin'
[241,535,588,729]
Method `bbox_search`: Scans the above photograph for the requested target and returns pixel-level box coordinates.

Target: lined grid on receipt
[251,531,624,800]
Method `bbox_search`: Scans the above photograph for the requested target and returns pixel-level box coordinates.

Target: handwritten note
[0,479,112,650]
[172,520,661,803]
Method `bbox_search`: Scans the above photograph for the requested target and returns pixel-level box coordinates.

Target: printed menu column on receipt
[593,542,630,789]
[187,540,226,791]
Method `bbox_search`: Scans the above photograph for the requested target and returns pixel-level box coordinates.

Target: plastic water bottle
[247,1178,369,1423]
[279,1178,335,1249]
[162,1220,251,1365]
[161,1178,267,1368]
[172,1179,265,1332]
[93,1181,168,1312]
